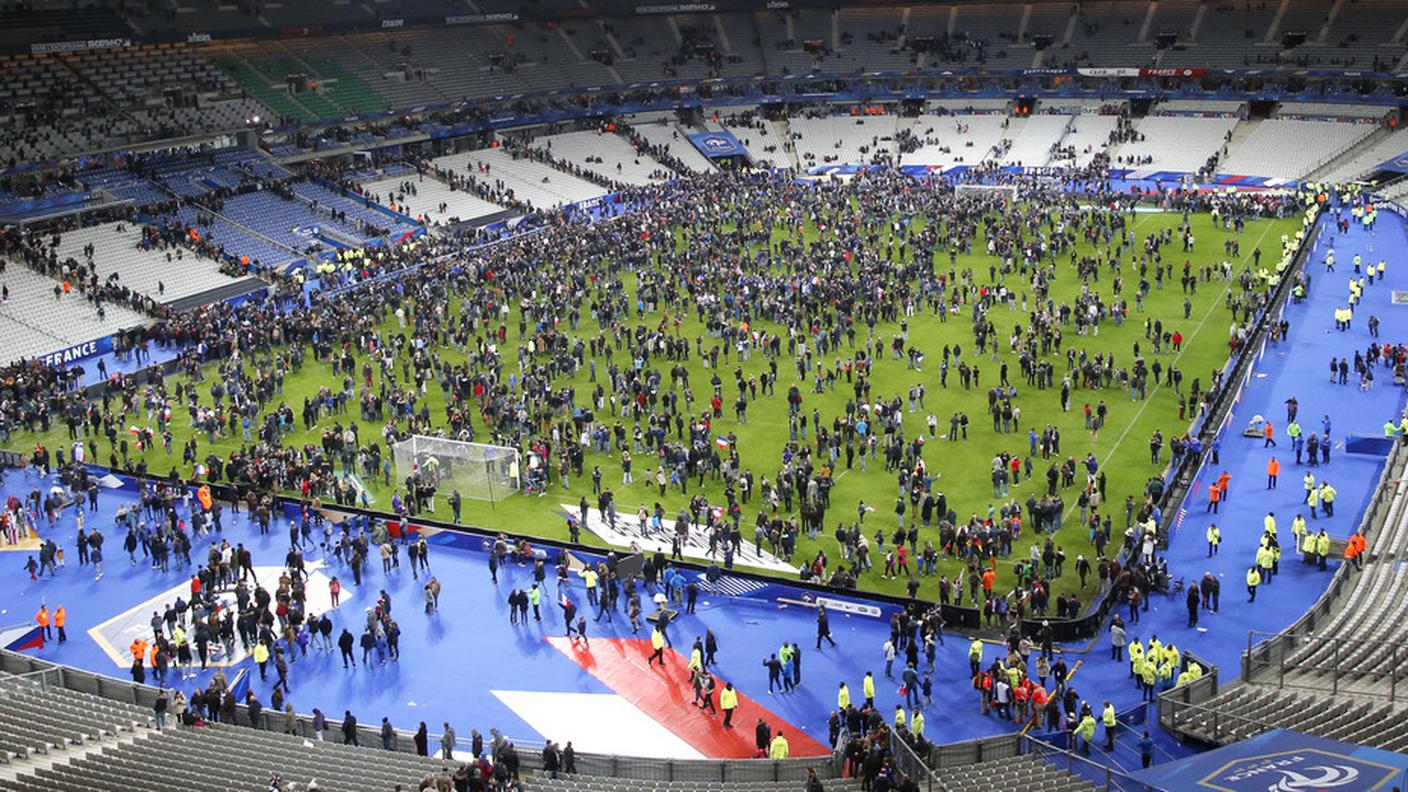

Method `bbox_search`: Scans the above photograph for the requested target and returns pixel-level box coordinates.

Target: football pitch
[11,204,1301,602]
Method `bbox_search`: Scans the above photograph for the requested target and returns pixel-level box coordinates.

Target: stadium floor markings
[491,690,706,759]
[545,636,831,758]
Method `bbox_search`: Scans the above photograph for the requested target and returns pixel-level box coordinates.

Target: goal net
[955,183,1018,204]
[391,435,522,504]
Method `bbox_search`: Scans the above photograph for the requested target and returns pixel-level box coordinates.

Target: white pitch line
[1061,218,1282,520]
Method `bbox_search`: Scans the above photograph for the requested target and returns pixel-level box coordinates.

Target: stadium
[2,0,1408,789]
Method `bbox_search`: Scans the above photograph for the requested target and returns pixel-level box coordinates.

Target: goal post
[954,183,1018,204]
[391,435,522,505]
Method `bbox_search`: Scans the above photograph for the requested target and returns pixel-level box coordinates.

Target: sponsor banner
[766,0,790,7]
[687,130,747,158]
[446,12,519,24]
[1022,68,1072,76]
[1076,67,1139,77]
[186,32,213,44]
[815,595,883,618]
[1374,151,1408,174]
[1130,728,1408,791]
[30,38,130,54]
[636,2,715,13]
[1139,67,1207,78]
[36,336,114,368]
[280,25,324,36]
[381,18,405,28]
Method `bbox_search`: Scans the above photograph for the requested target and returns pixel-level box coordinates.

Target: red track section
[545,636,830,759]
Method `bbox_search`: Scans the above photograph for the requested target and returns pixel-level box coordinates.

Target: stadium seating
[1116,115,1238,174]
[1051,115,1119,167]
[1156,100,1246,116]
[788,115,898,168]
[167,206,301,274]
[931,753,1099,792]
[1315,128,1408,184]
[1277,102,1394,121]
[626,116,717,174]
[704,109,793,169]
[287,181,418,237]
[899,114,1010,168]
[1220,120,1375,179]
[9,719,458,792]
[431,149,609,211]
[0,671,151,761]
[358,173,507,225]
[522,777,864,792]
[52,223,244,303]
[529,130,673,186]
[219,191,372,253]
[1172,685,1408,752]
[998,114,1072,167]
[0,265,149,364]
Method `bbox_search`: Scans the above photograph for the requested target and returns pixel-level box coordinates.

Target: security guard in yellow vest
[1102,701,1118,750]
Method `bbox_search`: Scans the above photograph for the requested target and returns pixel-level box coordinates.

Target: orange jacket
[1267,459,1281,476]
[34,607,49,627]
[1207,483,1221,503]
[53,607,65,628]
[1344,534,1366,559]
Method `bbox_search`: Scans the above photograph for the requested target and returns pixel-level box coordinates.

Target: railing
[1158,697,1278,746]
[1024,736,1158,792]
[888,728,945,792]
[1243,628,1408,701]
[1157,652,1220,734]
[1240,441,1408,698]
[925,732,1022,770]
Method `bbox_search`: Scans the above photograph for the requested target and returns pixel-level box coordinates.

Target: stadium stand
[529,130,673,186]
[788,114,898,168]
[431,148,609,211]
[521,777,865,792]
[899,114,1010,168]
[704,108,793,169]
[358,173,508,226]
[7,3,1408,790]
[998,114,1072,167]
[625,116,717,174]
[929,753,1098,791]
[0,264,148,364]
[0,670,150,758]
[50,222,254,304]
[164,205,301,274]
[1114,115,1238,174]
[1050,114,1119,167]
[1154,99,1247,116]
[1313,128,1408,184]
[1220,119,1376,179]
[1277,102,1396,121]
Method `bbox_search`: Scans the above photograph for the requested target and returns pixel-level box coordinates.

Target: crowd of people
[0,159,1350,792]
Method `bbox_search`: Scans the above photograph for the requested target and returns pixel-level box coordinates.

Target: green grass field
[9,205,1298,605]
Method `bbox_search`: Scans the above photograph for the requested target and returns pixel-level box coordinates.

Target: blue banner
[1375,151,1408,174]
[688,131,747,159]
[1129,729,1408,791]
[36,335,114,368]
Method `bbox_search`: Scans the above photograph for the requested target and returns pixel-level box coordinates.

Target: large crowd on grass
[2,169,1299,622]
